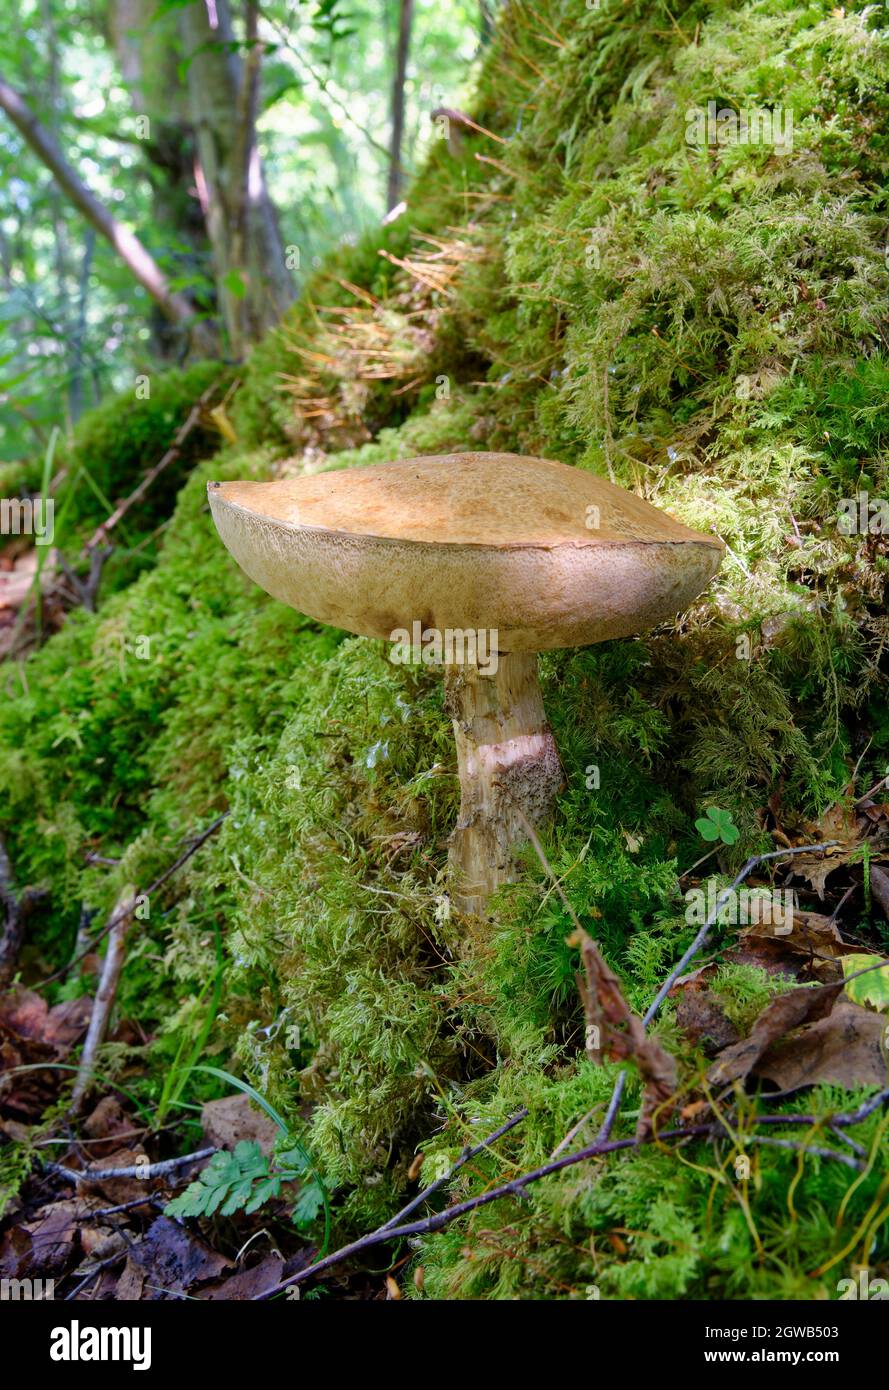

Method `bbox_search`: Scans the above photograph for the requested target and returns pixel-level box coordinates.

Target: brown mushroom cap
[208,452,722,651]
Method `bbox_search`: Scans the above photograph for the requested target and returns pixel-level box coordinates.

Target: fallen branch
[73,1194,163,1221]
[598,839,840,1142]
[46,1146,216,1185]
[69,886,138,1114]
[379,1107,529,1233]
[749,1134,863,1172]
[83,379,230,552]
[37,812,229,990]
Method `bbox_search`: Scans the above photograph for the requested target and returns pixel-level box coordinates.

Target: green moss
[43,360,230,593]
[2,0,888,1295]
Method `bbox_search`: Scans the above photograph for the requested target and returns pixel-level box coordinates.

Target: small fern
[166,1139,325,1227]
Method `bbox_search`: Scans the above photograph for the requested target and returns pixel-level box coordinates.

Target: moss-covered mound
[2,0,889,1297]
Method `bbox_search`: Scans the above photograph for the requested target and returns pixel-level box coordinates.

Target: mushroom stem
[444,652,564,916]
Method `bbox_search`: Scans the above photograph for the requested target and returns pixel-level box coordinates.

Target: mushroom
[209,452,722,915]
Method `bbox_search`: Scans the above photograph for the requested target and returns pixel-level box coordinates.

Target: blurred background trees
[0,0,485,456]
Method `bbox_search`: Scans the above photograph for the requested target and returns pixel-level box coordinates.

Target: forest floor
[2,0,889,1301]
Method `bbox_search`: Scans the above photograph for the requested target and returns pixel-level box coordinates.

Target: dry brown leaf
[114,1256,146,1301]
[0,1198,99,1278]
[569,928,677,1137]
[791,802,889,897]
[872,865,889,923]
[198,1253,306,1301]
[726,909,858,983]
[201,1093,279,1159]
[707,983,842,1086]
[754,1002,888,1091]
[673,981,740,1055]
[130,1216,232,1298]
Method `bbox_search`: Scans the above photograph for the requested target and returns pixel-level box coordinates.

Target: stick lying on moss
[37,811,229,990]
[255,1091,889,1300]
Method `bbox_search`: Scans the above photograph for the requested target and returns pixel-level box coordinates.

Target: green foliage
[3,0,889,1302]
[167,1141,276,1219]
[165,1138,324,1226]
[842,955,889,1012]
[695,806,740,846]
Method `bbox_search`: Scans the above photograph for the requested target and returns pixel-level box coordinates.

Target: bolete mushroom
[209,452,722,915]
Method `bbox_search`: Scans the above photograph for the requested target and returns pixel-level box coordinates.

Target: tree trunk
[444,653,564,916]
[386,0,414,211]
[0,74,216,356]
[178,0,295,356]
[107,0,215,360]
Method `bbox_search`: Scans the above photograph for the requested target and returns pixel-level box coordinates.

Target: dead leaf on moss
[754,1002,887,1092]
[727,909,858,983]
[570,927,677,1136]
[707,983,842,1086]
[790,802,889,898]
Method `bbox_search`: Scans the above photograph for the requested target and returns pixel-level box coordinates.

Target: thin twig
[750,1135,863,1171]
[379,1107,529,1232]
[64,1250,127,1301]
[597,839,839,1144]
[83,380,223,552]
[46,1146,215,1184]
[69,885,138,1114]
[73,1194,161,1220]
[37,812,228,989]
[646,841,839,1024]
[254,1124,712,1298]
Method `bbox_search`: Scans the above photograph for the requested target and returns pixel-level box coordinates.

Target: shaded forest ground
[1,0,889,1300]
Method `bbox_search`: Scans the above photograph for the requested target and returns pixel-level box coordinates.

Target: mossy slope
[2,0,889,1297]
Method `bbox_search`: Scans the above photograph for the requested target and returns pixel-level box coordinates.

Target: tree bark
[444,653,563,916]
[107,0,215,359]
[386,0,414,211]
[0,74,216,356]
[178,0,295,356]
